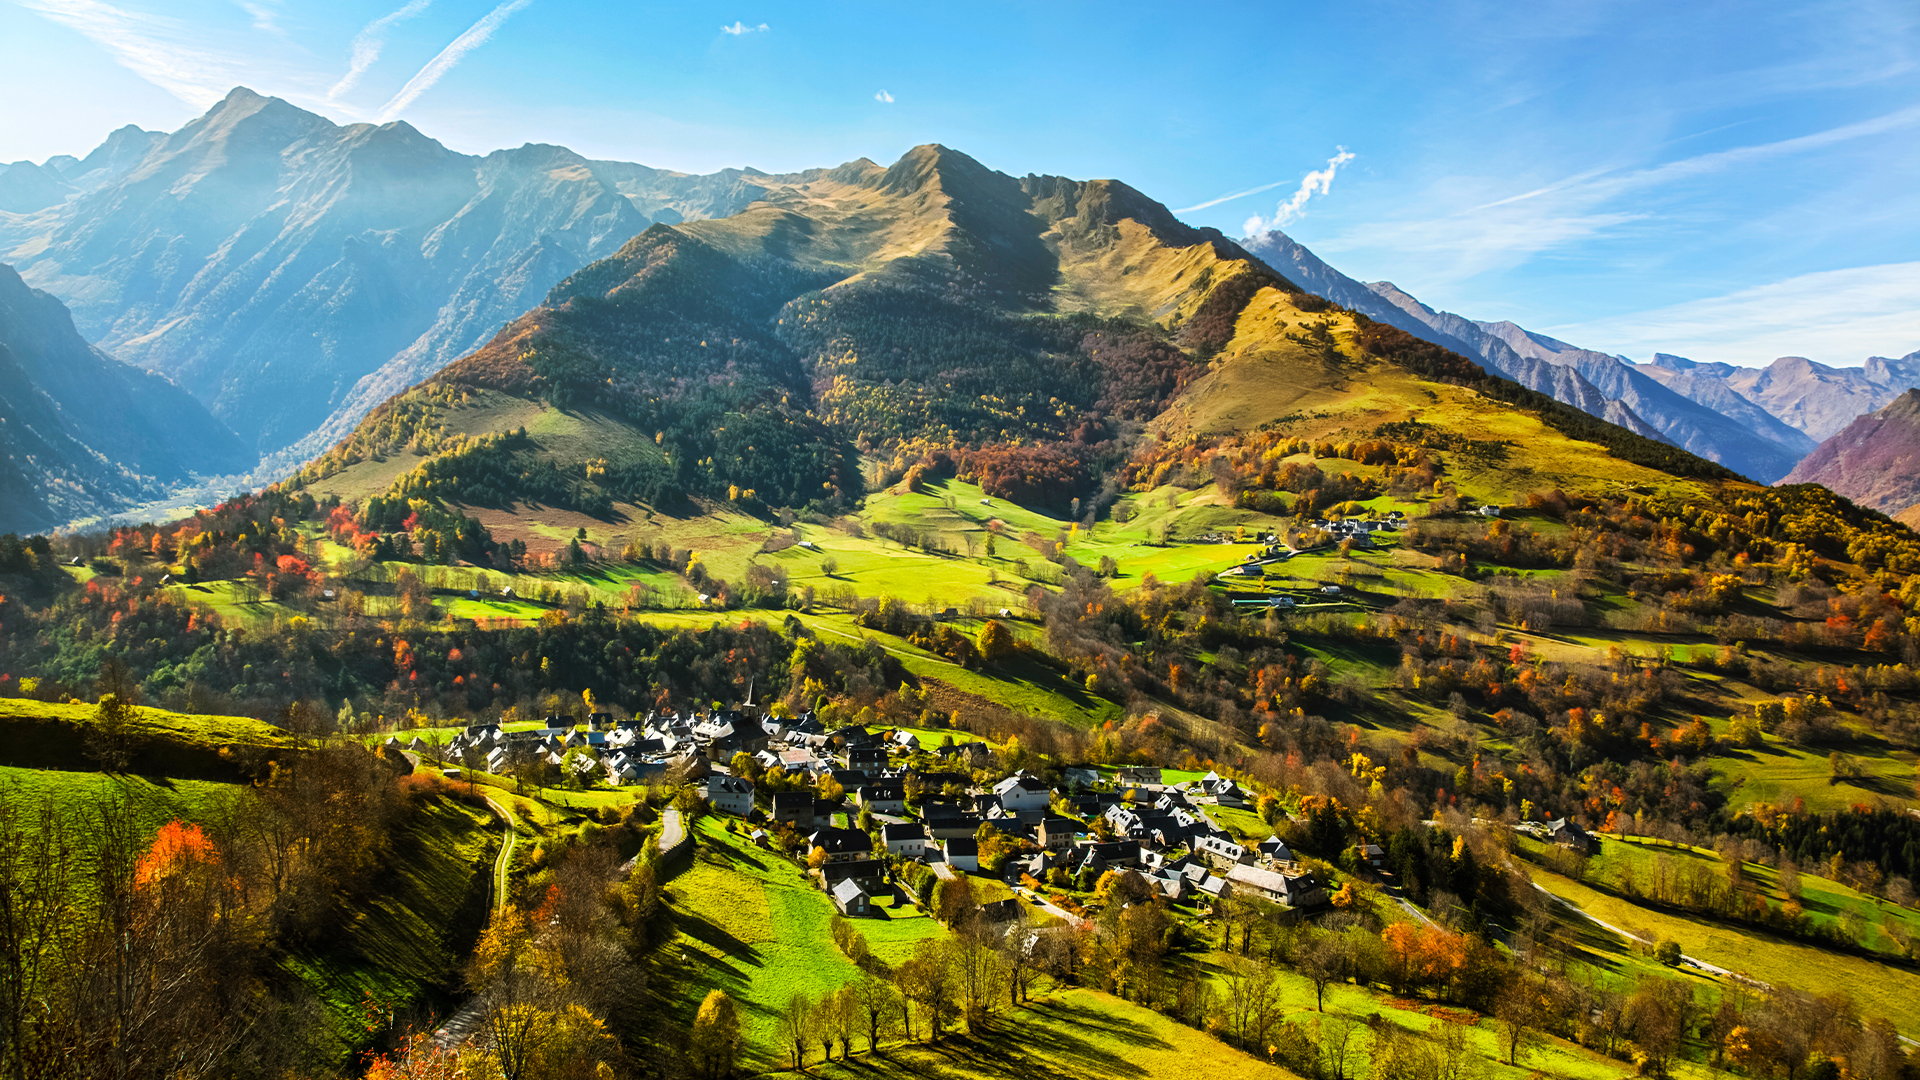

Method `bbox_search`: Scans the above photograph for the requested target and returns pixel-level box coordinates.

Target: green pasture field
[1704,733,1917,814]
[1188,946,1714,1080]
[1522,858,1920,1035]
[1575,834,1920,957]
[1207,805,1274,843]
[663,816,871,1068]
[0,696,289,750]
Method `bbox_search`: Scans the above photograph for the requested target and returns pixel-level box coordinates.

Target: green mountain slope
[291,144,1730,529]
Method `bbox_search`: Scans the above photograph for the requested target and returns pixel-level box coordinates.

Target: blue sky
[3,0,1917,367]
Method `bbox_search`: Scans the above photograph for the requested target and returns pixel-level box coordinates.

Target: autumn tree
[895,938,956,1040]
[0,790,74,1080]
[854,975,900,1052]
[1296,928,1346,1011]
[976,620,1014,663]
[85,692,135,772]
[1495,973,1550,1066]
[778,993,812,1069]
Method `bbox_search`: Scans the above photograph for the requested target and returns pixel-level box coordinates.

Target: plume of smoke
[1244,148,1355,236]
[329,0,432,102]
[378,0,530,122]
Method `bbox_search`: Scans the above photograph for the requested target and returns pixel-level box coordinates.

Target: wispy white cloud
[720,20,767,35]
[329,0,432,102]
[1243,149,1354,235]
[19,0,251,107]
[238,1,283,35]
[1544,262,1920,367]
[378,0,531,122]
[1174,178,1292,215]
[1323,103,1920,281]
[874,89,893,104]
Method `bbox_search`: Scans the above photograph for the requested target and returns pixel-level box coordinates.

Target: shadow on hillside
[673,908,760,967]
[849,997,1171,1080]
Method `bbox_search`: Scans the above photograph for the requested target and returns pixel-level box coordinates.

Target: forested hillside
[5,140,1920,1080]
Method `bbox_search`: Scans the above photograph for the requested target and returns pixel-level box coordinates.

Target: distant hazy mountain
[0,87,815,463]
[0,263,248,532]
[1781,390,1920,518]
[1636,352,1920,443]
[1238,230,1817,481]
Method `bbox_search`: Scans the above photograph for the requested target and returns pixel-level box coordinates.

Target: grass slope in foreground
[801,988,1301,1080]
[662,817,946,1068]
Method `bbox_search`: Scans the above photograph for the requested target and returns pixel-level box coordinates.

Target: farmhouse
[993,772,1053,813]
[943,837,980,872]
[1225,864,1328,909]
[883,822,932,859]
[807,826,873,864]
[830,879,873,917]
[771,792,817,829]
[705,775,754,817]
[857,779,906,815]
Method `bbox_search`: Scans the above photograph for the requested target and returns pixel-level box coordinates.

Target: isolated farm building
[706,775,755,816]
[980,898,1023,924]
[1546,817,1593,853]
[1358,842,1388,870]
[830,878,873,917]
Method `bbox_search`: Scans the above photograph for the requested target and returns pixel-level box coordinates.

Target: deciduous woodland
[2,142,1918,1080]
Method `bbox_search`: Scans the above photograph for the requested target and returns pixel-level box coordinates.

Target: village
[393,707,1374,925]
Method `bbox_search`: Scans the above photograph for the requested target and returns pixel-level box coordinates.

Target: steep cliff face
[0,263,246,532]
[1783,390,1920,516]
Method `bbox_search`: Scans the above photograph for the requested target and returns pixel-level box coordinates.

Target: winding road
[484,796,516,912]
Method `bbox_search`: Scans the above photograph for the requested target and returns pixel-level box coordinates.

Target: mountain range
[1238,231,1918,483]
[3,87,1917,529]
[0,88,829,464]
[0,263,248,531]
[286,140,1737,536]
